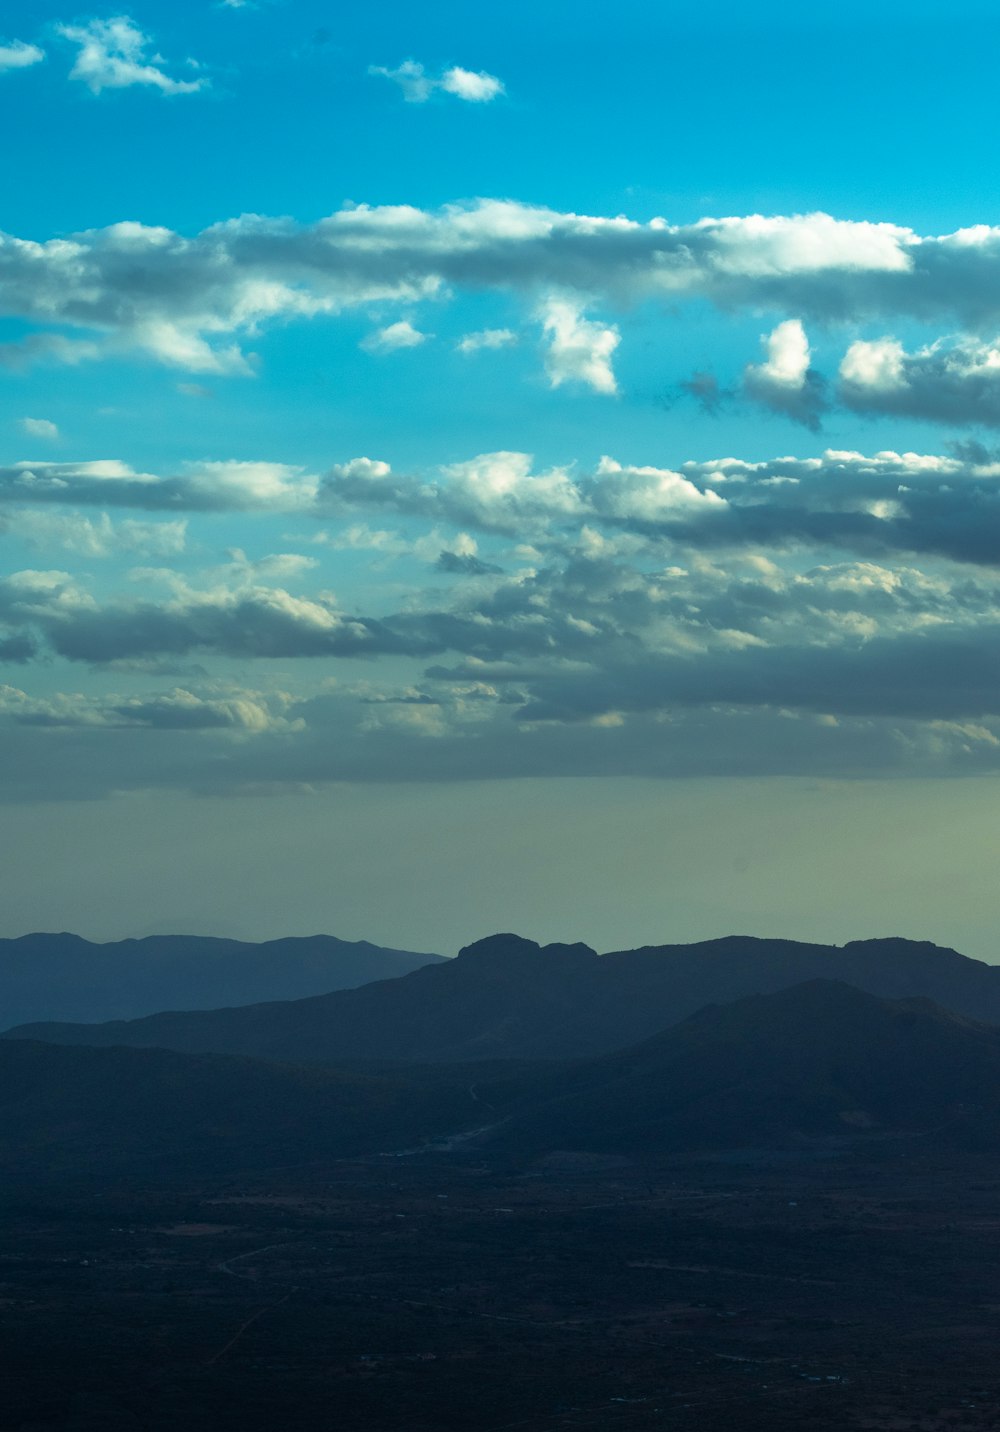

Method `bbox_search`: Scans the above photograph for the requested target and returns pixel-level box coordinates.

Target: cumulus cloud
[743,319,826,429]
[58,16,206,96]
[319,450,586,535]
[369,59,504,103]
[20,417,59,441]
[0,40,44,72]
[456,327,517,354]
[840,334,1000,426]
[539,298,619,394]
[360,319,430,353]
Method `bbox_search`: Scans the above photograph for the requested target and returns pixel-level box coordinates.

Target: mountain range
[0,932,444,1028]
[5,979,1000,1182]
[10,930,1000,1065]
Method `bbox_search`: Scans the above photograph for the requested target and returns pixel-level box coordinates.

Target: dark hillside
[486,979,1000,1155]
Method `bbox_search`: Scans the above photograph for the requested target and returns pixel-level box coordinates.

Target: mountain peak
[457,933,540,961]
[455,934,598,965]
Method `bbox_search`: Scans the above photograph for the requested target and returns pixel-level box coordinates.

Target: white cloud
[370,59,504,103]
[456,328,517,354]
[743,319,825,428]
[20,417,59,441]
[57,17,206,96]
[360,319,430,353]
[840,337,906,392]
[591,457,727,518]
[0,40,44,72]
[539,297,619,395]
[438,66,504,102]
[749,319,811,387]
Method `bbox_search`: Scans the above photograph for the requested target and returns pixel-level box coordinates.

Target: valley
[4,1149,1000,1431]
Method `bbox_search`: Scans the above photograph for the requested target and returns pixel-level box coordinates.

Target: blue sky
[4,0,1000,954]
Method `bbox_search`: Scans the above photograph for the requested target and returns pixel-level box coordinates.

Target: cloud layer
[5,435,1000,796]
[7,202,1000,384]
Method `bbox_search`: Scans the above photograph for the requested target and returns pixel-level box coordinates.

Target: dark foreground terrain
[5,1147,1000,1432]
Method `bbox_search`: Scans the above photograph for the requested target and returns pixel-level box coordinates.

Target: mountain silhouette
[0,932,444,1029]
[9,932,1000,1065]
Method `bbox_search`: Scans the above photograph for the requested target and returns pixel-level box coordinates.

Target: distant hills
[0,932,445,1029]
[5,980,1000,1182]
[11,930,1000,1065]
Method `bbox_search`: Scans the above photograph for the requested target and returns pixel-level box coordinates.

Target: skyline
[3,0,1000,955]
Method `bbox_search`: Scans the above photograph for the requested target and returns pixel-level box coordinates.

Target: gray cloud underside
[840,337,1000,427]
[320,449,1000,568]
[7,204,1000,369]
[0,693,996,804]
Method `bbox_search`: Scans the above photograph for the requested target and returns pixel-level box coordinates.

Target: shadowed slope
[485,979,1000,1155]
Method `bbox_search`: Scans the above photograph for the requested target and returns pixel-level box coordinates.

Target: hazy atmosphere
[3,0,1000,951]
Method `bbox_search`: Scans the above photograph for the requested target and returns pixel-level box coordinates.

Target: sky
[3,0,1000,958]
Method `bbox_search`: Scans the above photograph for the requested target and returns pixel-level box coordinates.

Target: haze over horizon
[3,0,1000,954]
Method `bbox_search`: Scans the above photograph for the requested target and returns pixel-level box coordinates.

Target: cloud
[319,450,586,535]
[13,443,1000,573]
[0,200,986,379]
[840,334,1000,426]
[0,682,298,734]
[15,437,1000,792]
[1,510,186,558]
[0,458,317,513]
[1,576,441,666]
[539,297,619,395]
[369,59,504,103]
[0,334,101,371]
[20,417,59,441]
[438,67,504,102]
[0,40,44,72]
[680,370,728,414]
[456,327,517,354]
[743,319,826,429]
[435,549,503,576]
[360,319,431,353]
[57,16,206,96]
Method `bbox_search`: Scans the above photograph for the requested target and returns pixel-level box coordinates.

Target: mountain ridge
[0,931,445,1029]
[8,930,1000,1064]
